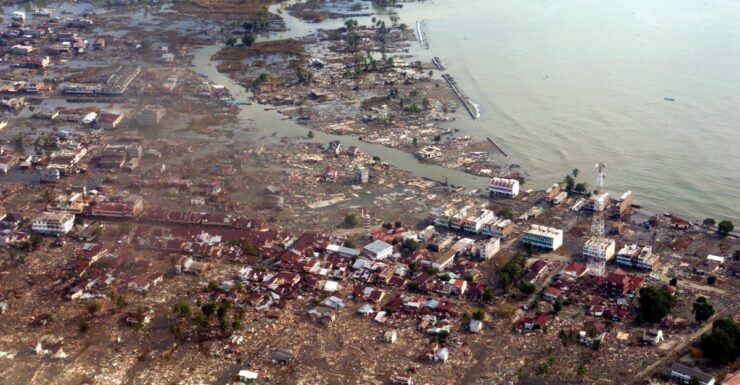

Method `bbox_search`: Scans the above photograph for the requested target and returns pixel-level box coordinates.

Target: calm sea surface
[396,0,740,221]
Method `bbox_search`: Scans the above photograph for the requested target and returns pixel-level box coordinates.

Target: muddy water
[262,0,740,221]
[191,43,489,190]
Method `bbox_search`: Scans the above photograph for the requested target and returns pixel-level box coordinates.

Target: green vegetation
[241,34,256,46]
[518,282,535,295]
[240,240,259,256]
[563,168,586,192]
[404,103,421,114]
[669,277,678,286]
[307,130,314,139]
[344,214,359,228]
[707,276,717,285]
[225,37,237,47]
[343,239,356,249]
[553,301,563,313]
[86,300,101,316]
[717,220,734,236]
[692,297,714,324]
[498,252,526,288]
[482,288,494,302]
[116,296,127,309]
[191,313,208,328]
[703,218,715,227]
[173,301,192,316]
[700,318,740,365]
[574,183,588,193]
[470,307,485,321]
[563,174,575,192]
[525,243,534,257]
[253,73,269,87]
[78,319,90,333]
[637,286,676,323]
[496,207,513,219]
[577,364,587,377]
[201,302,217,318]
[400,239,420,257]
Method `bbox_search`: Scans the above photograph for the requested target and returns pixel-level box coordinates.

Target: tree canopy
[344,214,359,228]
[241,34,256,46]
[400,239,420,257]
[717,220,734,236]
[498,252,526,288]
[637,286,676,323]
[692,297,715,324]
[496,207,513,220]
[700,318,740,365]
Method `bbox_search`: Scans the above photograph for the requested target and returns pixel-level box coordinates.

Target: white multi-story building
[522,225,563,251]
[488,177,520,198]
[583,237,616,261]
[429,207,454,228]
[31,212,75,235]
[362,240,393,260]
[670,363,715,385]
[616,244,659,271]
[584,192,610,212]
[478,237,500,260]
[481,218,515,239]
[462,209,495,234]
[449,205,472,231]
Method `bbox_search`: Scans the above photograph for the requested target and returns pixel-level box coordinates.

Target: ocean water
[398,0,740,221]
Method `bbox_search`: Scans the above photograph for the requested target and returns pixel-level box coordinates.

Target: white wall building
[488,177,520,198]
[583,237,616,260]
[522,225,563,251]
[362,240,393,260]
[462,209,495,233]
[670,363,715,385]
[31,212,75,235]
[616,244,659,271]
[478,237,500,260]
[584,192,610,212]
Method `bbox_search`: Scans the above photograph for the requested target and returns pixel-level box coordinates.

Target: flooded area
[192,43,490,190]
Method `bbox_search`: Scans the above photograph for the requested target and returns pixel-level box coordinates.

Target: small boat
[664,97,675,102]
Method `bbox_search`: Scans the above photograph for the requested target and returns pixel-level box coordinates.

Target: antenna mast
[587,162,607,276]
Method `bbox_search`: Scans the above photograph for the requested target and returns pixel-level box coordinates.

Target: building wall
[32,215,74,234]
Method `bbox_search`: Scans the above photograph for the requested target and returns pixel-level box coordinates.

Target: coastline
[0,2,736,385]
[202,0,737,229]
